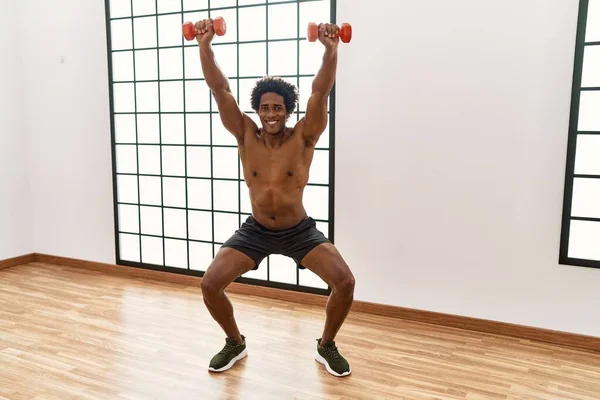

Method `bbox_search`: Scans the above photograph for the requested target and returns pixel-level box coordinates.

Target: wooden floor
[2,263,600,400]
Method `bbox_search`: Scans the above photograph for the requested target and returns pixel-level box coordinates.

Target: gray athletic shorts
[221,215,330,270]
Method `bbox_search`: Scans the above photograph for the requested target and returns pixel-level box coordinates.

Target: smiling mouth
[266,121,278,126]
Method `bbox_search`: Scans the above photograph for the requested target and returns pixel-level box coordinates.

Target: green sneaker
[315,339,351,377]
[208,335,247,372]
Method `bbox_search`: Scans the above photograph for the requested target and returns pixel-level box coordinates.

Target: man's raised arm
[195,19,245,140]
[303,23,339,145]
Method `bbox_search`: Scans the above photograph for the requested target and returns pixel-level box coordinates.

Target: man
[193,18,355,378]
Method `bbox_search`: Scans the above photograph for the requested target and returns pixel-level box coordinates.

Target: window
[106,0,335,294]
[560,0,600,268]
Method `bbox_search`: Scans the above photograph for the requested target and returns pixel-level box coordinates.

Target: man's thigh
[299,243,354,289]
[203,247,257,290]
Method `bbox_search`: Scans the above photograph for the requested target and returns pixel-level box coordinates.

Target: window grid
[264,1,271,283]
[208,1,216,267]
[111,75,319,83]
[130,0,143,266]
[110,0,322,21]
[181,0,191,271]
[236,3,243,278]
[106,0,335,295]
[116,173,330,186]
[295,0,300,286]
[111,38,312,54]
[560,0,600,269]
[156,0,166,267]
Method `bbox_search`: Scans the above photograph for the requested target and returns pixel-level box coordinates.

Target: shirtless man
[194,19,355,377]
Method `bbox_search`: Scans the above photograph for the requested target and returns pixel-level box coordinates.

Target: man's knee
[200,274,219,297]
[201,260,225,297]
[333,268,355,297]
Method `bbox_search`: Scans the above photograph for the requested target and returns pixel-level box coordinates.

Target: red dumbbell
[307,22,352,43]
[182,17,227,41]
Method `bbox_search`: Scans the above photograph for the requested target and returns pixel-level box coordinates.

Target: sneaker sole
[208,348,248,373]
[314,351,351,377]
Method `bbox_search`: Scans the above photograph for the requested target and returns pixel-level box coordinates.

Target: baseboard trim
[0,253,35,270]
[4,253,599,353]
[350,301,600,353]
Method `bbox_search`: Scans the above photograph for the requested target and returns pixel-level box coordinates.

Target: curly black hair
[250,76,299,114]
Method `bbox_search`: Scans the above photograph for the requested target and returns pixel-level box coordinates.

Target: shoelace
[219,342,239,355]
[322,344,343,360]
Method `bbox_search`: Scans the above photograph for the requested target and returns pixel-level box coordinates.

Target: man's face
[258,92,288,135]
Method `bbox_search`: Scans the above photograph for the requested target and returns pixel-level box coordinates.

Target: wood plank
[28,253,600,354]
[3,253,600,353]
[1,262,600,399]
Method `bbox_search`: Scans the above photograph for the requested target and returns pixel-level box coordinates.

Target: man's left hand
[318,23,339,49]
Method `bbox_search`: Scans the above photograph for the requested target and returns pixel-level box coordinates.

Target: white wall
[335,0,600,337]
[20,0,600,337]
[0,1,31,260]
[23,0,115,264]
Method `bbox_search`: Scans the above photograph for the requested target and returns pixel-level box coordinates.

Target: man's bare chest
[240,136,313,184]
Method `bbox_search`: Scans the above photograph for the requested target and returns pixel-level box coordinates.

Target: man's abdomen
[248,184,307,230]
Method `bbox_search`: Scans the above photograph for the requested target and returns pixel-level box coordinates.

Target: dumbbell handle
[307,22,352,43]
[182,17,227,41]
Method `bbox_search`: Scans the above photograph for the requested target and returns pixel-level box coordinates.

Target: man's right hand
[195,19,215,46]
